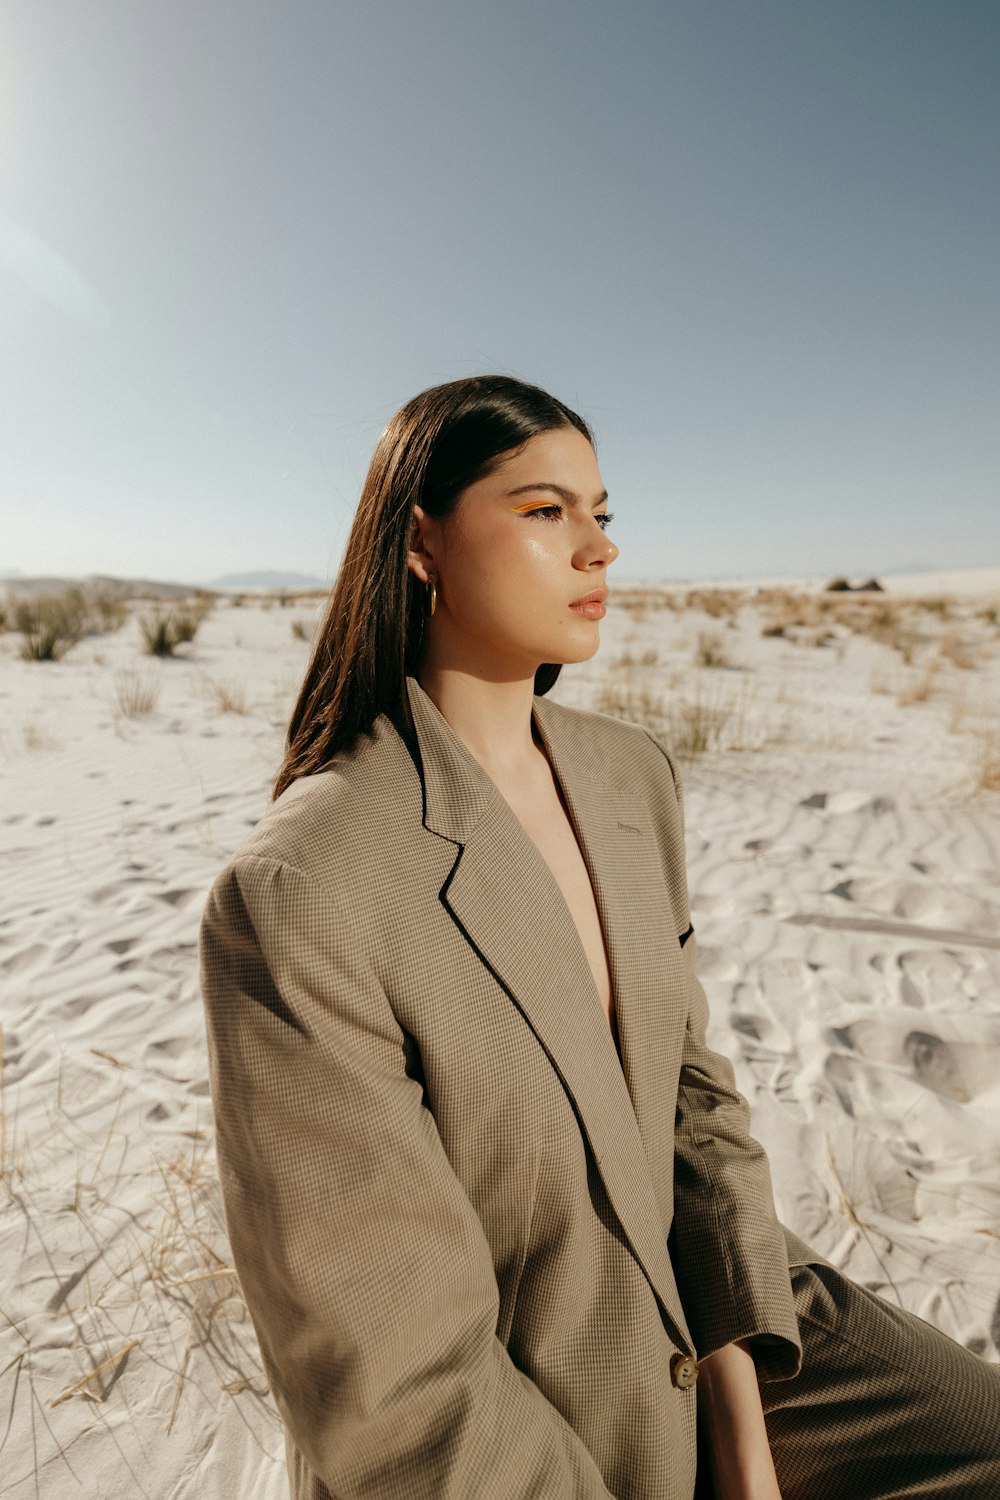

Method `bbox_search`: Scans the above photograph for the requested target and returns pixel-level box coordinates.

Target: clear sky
[1,0,997,586]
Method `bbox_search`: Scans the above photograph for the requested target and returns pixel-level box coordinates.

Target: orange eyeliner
[510,500,555,513]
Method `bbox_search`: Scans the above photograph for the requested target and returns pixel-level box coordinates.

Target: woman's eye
[521,505,615,530]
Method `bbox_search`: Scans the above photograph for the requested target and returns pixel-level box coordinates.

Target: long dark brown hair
[272,374,594,801]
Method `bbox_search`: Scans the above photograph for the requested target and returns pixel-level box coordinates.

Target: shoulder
[213,713,422,890]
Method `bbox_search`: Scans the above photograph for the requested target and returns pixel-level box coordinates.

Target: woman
[199,375,1000,1500]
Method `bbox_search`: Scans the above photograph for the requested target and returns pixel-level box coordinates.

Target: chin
[556,637,602,665]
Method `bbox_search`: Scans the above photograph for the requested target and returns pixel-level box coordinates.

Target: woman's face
[408,425,618,677]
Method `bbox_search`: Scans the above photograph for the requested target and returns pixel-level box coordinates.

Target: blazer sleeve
[642,732,804,1383]
[199,852,616,1499]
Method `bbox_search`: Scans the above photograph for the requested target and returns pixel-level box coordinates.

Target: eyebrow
[505,483,609,507]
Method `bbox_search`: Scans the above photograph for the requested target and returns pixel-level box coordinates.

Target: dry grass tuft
[615,647,660,669]
[897,658,940,706]
[976,735,1000,793]
[694,628,733,668]
[938,629,978,671]
[609,587,679,620]
[138,599,210,656]
[204,677,249,714]
[22,721,61,750]
[113,666,163,718]
[685,587,744,619]
[14,589,88,660]
[917,596,953,619]
[291,618,314,642]
[591,676,733,759]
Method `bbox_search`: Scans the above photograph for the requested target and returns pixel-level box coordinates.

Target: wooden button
[669,1352,699,1388]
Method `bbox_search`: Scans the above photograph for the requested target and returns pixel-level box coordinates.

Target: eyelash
[523,504,615,530]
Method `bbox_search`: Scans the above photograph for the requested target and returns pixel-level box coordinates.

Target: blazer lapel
[404,675,694,1353]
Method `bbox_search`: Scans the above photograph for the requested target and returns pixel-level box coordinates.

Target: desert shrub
[15,589,88,660]
[590,677,731,760]
[686,587,742,618]
[85,582,130,632]
[694,629,732,668]
[825,577,852,592]
[113,666,162,718]
[609,587,677,614]
[898,660,939,706]
[139,610,177,656]
[938,628,978,670]
[138,597,209,654]
[977,735,1000,793]
[204,677,248,714]
[917,596,952,618]
[291,618,314,642]
[169,605,205,644]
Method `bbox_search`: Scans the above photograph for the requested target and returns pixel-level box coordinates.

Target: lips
[570,589,608,606]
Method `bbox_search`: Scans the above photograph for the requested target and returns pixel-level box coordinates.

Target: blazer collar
[403,674,694,1353]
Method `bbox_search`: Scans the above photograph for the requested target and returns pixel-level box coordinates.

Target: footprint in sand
[156,888,196,908]
[54,995,94,1020]
[897,949,976,1011]
[148,1036,189,1060]
[826,1018,1000,1104]
[105,937,137,955]
[1,943,47,975]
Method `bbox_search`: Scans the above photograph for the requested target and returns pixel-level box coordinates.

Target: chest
[500,779,619,1051]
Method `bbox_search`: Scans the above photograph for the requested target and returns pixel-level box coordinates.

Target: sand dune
[1,575,999,1496]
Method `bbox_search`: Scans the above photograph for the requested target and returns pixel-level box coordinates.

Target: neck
[413,667,548,785]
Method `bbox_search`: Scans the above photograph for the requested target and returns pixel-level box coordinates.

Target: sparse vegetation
[685,587,743,619]
[694,628,732,668]
[917,596,952,619]
[14,589,88,660]
[138,600,208,656]
[86,581,130,631]
[976,734,1000,793]
[113,666,162,718]
[22,721,60,750]
[938,629,978,670]
[204,676,248,714]
[591,675,733,760]
[898,659,939,706]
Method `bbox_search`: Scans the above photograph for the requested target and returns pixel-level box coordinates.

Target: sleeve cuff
[698,1325,803,1384]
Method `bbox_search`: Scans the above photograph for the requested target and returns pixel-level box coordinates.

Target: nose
[589,516,617,562]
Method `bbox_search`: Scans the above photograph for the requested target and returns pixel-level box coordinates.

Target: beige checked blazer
[199,672,830,1500]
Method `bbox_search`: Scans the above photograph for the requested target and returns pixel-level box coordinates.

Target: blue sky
[1,0,997,585]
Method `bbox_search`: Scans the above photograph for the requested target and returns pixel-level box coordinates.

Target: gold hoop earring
[424,575,437,617]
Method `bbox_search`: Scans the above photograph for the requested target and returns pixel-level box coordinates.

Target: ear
[406,504,435,584]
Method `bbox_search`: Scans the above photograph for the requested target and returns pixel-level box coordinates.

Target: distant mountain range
[208,570,328,590]
[1,569,330,599]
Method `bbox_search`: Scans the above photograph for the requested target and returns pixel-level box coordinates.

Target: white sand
[2,574,999,1496]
